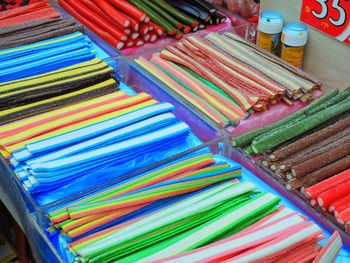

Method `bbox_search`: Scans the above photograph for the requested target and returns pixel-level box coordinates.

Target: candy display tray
[0,53,226,231]
[21,148,350,263]
[231,148,350,247]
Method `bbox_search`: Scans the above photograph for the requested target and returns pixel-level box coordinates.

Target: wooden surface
[261,0,350,91]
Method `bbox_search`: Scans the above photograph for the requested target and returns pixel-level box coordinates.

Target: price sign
[300,0,350,46]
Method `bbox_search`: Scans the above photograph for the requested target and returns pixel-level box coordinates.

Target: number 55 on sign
[300,0,350,46]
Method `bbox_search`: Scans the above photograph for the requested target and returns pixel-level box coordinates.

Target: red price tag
[300,0,350,46]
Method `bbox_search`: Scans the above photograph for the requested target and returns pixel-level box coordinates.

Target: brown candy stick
[291,142,350,178]
[286,155,350,190]
[269,116,350,161]
[280,131,350,171]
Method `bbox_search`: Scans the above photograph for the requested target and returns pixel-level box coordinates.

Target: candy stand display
[1,0,350,262]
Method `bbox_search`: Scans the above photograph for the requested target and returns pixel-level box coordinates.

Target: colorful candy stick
[73,181,257,257]
[67,165,239,218]
[135,57,229,126]
[3,99,156,155]
[312,232,342,263]
[151,54,244,122]
[48,153,216,223]
[151,212,305,263]
[131,193,280,263]
[0,92,151,149]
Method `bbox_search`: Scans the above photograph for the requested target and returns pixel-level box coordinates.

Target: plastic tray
[24,149,350,262]
[231,149,350,249]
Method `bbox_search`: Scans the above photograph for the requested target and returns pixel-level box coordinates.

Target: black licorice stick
[148,0,199,27]
[0,83,119,125]
[183,0,216,14]
[165,0,211,23]
[213,12,227,24]
[140,0,184,30]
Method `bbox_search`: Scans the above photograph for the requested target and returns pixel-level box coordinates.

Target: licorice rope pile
[44,154,342,262]
[136,32,321,127]
[58,0,226,50]
[233,87,350,232]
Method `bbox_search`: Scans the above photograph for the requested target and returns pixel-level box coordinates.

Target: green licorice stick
[216,206,278,241]
[128,0,176,35]
[77,182,257,258]
[148,0,198,27]
[252,98,350,153]
[128,193,280,263]
[307,87,350,115]
[111,197,255,263]
[244,146,254,155]
[140,0,184,30]
[232,88,339,148]
[87,196,251,262]
[151,61,230,126]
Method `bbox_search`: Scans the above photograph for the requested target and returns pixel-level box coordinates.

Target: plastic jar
[257,11,284,55]
[281,22,308,69]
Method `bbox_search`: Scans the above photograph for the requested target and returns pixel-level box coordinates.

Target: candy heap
[47,153,241,239]
[1,82,201,197]
[136,32,321,127]
[58,0,226,50]
[0,59,118,126]
[233,87,350,232]
[43,154,341,262]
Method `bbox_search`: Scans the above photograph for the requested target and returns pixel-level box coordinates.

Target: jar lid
[258,11,284,34]
[282,22,308,47]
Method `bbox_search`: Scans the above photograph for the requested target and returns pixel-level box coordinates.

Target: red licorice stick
[149,22,165,37]
[134,37,144,46]
[79,0,131,35]
[317,181,350,209]
[336,208,350,225]
[131,32,140,40]
[334,202,350,217]
[175,30,183,40]
[58,0,123,48]
[143,34,151,42]
[0,8,60,27]
[329,194,350,213]
[123,13,140,32]
[150,33,158,42]
[304,169,350,200]
[125,38,134,47]
[139,23,149,35]
[106,0,146,22]
[62,0,127,42]
[0,1,48,20]
[92,0,130,28]
[183,26,191,34]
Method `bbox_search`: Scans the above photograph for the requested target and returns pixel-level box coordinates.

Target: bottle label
[281,45,304,68]
[257,31,280,55]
